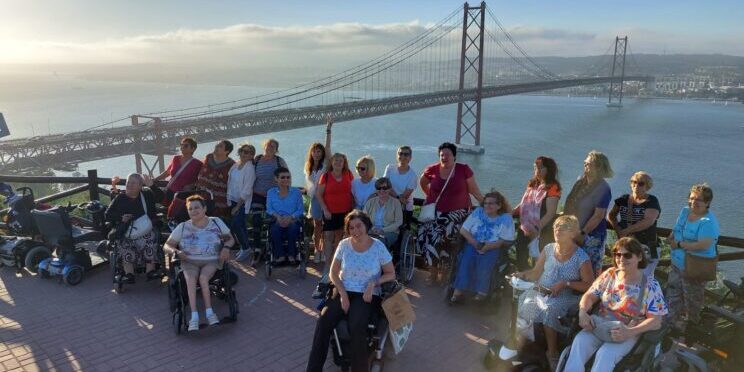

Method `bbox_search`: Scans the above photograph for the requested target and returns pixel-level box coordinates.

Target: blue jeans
[230,203,249,251]
[453,243,502,294]
[270,220,301,258]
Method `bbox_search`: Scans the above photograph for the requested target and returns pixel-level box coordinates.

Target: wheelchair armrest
[638,323,669,344]
[381,281,403,298]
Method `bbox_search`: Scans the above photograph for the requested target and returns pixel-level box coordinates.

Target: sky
[1,0,742,69]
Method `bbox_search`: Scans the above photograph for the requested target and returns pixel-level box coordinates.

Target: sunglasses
[376,186,390,191]
[398,152,411,157]
[630,180,646,187]
[357,167,366,172]
[613,251,635,259]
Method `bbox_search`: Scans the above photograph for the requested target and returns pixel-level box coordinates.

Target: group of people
[103,123,721,371]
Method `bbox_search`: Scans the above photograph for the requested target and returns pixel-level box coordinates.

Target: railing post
[87,169,99,201]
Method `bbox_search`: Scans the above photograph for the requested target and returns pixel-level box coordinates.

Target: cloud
[2,20,741,69]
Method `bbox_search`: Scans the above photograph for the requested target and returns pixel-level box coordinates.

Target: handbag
[679,217,718,282]
[126,193,153,239]
[418,165,455,222]
[684,251,717,281]
[592,273,648,343]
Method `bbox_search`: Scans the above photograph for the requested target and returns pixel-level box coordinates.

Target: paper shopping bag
[381,288,416,332]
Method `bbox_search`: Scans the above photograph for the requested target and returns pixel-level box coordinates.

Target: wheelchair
[258,214,308,280]
[328,281,402,372]
[555,309,669,372]
[106,228,166,293]
[167,256,239,334]
[444,238,516,306]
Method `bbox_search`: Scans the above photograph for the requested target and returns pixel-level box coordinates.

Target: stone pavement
[0,261,510,372]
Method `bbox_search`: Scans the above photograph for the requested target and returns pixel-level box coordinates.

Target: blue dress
[518,243,589,332]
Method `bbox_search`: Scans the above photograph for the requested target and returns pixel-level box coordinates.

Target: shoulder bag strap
[140,193,148,216]
[166,157,195,189]
[433,164,456,206]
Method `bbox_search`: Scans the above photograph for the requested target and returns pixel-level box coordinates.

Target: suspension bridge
[0,2,653,174]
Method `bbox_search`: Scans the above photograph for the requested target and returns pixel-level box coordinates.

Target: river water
[2,76,743,275]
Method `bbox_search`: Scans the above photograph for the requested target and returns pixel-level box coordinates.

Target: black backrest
[31,208,73,247]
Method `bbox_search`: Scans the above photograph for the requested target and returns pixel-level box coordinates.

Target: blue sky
[1,0,741,65]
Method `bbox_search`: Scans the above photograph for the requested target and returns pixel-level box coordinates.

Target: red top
[423,163,474,213]
[319,170,354,213]
[166,155,203,192]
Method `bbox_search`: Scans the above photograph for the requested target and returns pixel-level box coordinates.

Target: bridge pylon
[131,115,166,177]
[454,1,486,154]
[607,36,628,108]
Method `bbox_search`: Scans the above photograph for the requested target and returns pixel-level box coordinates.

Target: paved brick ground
[0,260,510,372]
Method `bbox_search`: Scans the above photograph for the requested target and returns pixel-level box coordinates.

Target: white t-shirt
[383,164,417,211]
[305,164,327,199]
[169,217,231,262]
[333,237,393,295]
[352,178,377,210]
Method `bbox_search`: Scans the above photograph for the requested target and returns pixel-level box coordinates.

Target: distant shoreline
[523,92,742,103]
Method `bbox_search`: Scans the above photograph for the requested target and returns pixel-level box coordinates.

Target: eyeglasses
[613,251,635,259]
[398,152,411,157]
[483,201,499,206]
[376,186,390,191]
[356,167,366,172]
[630,180,646,187]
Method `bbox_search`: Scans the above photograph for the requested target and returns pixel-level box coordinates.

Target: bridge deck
[0,76,652,171]
[0,262,508,372]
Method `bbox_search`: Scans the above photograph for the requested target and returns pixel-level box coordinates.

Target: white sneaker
[188,318,199,331]
[206,312,220,326]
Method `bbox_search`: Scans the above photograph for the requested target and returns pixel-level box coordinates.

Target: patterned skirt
[416,208,469,265]
[118,229,160,265]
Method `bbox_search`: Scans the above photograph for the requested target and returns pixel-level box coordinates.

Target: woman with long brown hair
[304,119,333,263]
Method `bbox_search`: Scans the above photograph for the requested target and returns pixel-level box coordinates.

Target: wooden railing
[2,171,742,257]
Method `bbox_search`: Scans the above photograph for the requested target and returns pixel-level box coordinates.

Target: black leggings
[306,291,381,372]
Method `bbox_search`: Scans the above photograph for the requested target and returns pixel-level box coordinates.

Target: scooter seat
[71,226,103,243]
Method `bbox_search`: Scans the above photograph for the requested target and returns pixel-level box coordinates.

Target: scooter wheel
[25,245,51,274]
[64,267,84,286]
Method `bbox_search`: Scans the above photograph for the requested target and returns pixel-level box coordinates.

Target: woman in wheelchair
[307,210,396,372]
[450,190,514,303]
[514,215,594,369]
[105,173,164,283]
[266,167,305,264]
[564,237,667,371]
[362,177,402,248]
[163,195,234,331]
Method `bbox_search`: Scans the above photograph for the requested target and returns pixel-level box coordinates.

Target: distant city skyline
[1,0,742,69]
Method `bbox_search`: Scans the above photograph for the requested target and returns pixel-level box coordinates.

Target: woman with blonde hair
[228,143,257,261]
[564,150,614,274]
[352,155,377,210]
[515,215,594,368]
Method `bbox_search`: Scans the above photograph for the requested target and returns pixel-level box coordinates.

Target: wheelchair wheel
[227,291,239,321]
[370,360,384,372]
[264,262,272,280]
[298,260,307,279]
[173,308,183,335]
[398,232,416,284]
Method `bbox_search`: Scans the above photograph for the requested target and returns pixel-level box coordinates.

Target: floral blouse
[589,267,668,324]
